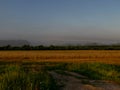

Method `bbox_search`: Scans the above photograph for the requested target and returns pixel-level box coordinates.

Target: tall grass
[0,62,119,89]
[0,64,57,90]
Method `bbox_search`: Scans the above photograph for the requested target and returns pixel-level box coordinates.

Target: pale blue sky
[0,0,120,44]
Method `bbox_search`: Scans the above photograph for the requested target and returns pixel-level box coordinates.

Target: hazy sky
[0,0,120,44]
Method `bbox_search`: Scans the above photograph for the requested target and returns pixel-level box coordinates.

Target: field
[0,50,120,64]
[0,50,120,90]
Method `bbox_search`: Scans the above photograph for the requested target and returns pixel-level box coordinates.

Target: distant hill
[0,40,30,46]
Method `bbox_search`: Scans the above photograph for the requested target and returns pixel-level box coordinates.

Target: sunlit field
[0,50,120,64]
[0,50,120,90]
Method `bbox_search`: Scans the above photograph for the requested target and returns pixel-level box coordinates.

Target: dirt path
[48,71,120,90]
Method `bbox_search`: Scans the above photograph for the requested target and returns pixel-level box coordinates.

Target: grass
[0,50,120,89]
[0,64,58,90]
[45,62,120,83]
[67,63,120,82]
[0,62,119,89]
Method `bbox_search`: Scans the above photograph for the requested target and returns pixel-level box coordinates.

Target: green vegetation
[0,62,120,90]
[45,62,120,83]
[67,63,120,82]
[0,64,57,90]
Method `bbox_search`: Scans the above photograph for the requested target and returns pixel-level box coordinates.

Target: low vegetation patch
[45,62,120,83]
[0,64,57,90]
[0,61,120,90]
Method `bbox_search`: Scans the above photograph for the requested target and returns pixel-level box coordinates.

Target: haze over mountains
[32,40,120,46]
[0,40,30,46]
[0,40,119,46]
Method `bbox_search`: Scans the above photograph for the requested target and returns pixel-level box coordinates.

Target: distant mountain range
[0,40,30,46]
[0,40,119,46]
[31,40,117,46]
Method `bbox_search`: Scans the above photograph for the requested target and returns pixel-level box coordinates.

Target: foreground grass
[45,62,120,83]
[0,64,57,90]
[0,61,120,90]
[68,63,120,82]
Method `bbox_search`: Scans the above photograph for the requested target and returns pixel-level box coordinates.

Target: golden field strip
[0,50,120,64]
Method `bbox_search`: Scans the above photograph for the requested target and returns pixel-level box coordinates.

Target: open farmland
[0,50,120,90]
[0,50,120,64]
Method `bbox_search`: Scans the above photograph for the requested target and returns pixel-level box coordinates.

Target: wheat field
[0,50,119,64]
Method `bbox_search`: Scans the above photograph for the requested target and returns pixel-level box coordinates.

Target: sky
[0,0,120,44]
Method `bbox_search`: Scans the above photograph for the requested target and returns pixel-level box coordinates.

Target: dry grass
[0,50,120,64]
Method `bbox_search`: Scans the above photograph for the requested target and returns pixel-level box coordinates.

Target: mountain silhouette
[0,40,30,46]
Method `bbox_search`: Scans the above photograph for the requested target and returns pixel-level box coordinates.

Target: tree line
[0,45,120,50]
